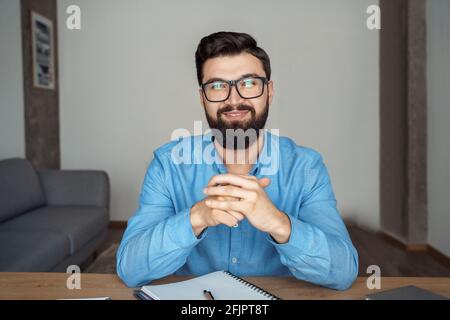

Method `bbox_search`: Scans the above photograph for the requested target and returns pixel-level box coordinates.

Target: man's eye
[241,79,255,88]
[211,82,226,90]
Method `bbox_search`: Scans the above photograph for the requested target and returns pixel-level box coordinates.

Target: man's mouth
[222,110,250,120]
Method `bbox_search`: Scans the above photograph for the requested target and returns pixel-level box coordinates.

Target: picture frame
[31,11,55,90]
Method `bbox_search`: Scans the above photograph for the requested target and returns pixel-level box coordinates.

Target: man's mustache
[217,104,255,116]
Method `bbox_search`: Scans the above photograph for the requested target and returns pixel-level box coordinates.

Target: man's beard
[204,100,269,150]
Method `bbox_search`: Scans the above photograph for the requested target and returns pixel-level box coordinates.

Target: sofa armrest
[37,170,110,208]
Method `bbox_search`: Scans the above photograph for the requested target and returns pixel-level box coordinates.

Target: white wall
[427,0,450,257]
[58,0,379,228]
[0,0,25,160]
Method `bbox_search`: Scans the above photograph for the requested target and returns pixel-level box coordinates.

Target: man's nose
[227,85,245,105]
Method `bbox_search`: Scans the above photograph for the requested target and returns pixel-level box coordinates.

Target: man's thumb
[258,177,271,188]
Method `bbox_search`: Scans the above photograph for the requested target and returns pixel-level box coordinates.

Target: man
[117,31,358,290]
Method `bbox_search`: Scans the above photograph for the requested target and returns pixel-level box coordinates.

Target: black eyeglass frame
[201,76,269,103]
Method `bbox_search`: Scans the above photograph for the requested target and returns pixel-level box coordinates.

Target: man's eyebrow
[239,73,262,79]
[203,77,226,84]
[203,73,264,84]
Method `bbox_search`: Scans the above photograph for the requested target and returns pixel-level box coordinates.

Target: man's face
[199,53,274,149]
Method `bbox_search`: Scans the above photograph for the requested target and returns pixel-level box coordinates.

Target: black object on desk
[366,285,448,300]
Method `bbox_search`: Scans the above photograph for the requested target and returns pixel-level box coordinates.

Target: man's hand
[203,174,292,244]
[189,196,244,237]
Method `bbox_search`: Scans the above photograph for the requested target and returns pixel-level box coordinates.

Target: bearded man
[117,32,358,290]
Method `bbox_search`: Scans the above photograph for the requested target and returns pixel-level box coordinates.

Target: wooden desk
[0,273,448,300]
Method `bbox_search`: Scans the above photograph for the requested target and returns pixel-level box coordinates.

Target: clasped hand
[190,174,291,243]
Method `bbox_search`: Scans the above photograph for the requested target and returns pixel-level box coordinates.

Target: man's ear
[199,88,206,108]
[267,80,274,106]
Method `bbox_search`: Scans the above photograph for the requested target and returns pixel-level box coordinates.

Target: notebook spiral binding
[224,271,283,300]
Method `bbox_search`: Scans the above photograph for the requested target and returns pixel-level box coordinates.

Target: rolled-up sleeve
[116,154,207,287]
[267,152,359,290]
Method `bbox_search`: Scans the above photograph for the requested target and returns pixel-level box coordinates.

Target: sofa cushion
[0,206,109,254]
[0,158,46,223]
[0,231,70,271]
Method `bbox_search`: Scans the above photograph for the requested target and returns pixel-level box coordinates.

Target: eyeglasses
[201,76,268,102]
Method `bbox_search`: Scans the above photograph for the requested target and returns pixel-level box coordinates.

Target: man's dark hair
[195,31,271,85]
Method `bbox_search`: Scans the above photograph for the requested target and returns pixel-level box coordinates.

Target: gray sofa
[0,158,110,272]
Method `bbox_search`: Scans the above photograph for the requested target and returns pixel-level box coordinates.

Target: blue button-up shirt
[116,131,358,290]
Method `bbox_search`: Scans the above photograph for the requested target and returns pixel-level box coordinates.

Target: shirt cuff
[166,208,208,249]
[266,214,309,257]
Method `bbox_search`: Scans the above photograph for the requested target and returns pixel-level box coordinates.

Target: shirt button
[231,257,238,264]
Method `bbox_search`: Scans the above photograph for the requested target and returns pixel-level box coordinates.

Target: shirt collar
[202,130,270,176]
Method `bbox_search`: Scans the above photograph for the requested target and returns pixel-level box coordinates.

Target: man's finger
[238,174,258,181]
[224,174,271,188]
[207,174,259,189]
[217,195,239,201]
[227,210,245,221]
[205,199,247,213]
[205,185,256,200]
[258,177,271,188]
[215,210,238,227]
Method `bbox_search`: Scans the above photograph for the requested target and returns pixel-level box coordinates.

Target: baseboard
[428,245,450,269]
[381,231,428,251]
[407,244,429,252]
[109,221,127,229]
[381,231,450,267]
[380,231,411,250]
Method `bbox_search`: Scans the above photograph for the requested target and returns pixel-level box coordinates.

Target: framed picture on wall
[31,11,55,90]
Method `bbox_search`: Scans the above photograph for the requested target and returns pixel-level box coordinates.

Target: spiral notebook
[136,271,282,300]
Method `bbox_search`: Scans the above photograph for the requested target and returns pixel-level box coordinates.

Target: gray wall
[58,0,380,227]
[427,0,450,256]
[0,0,25,160]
